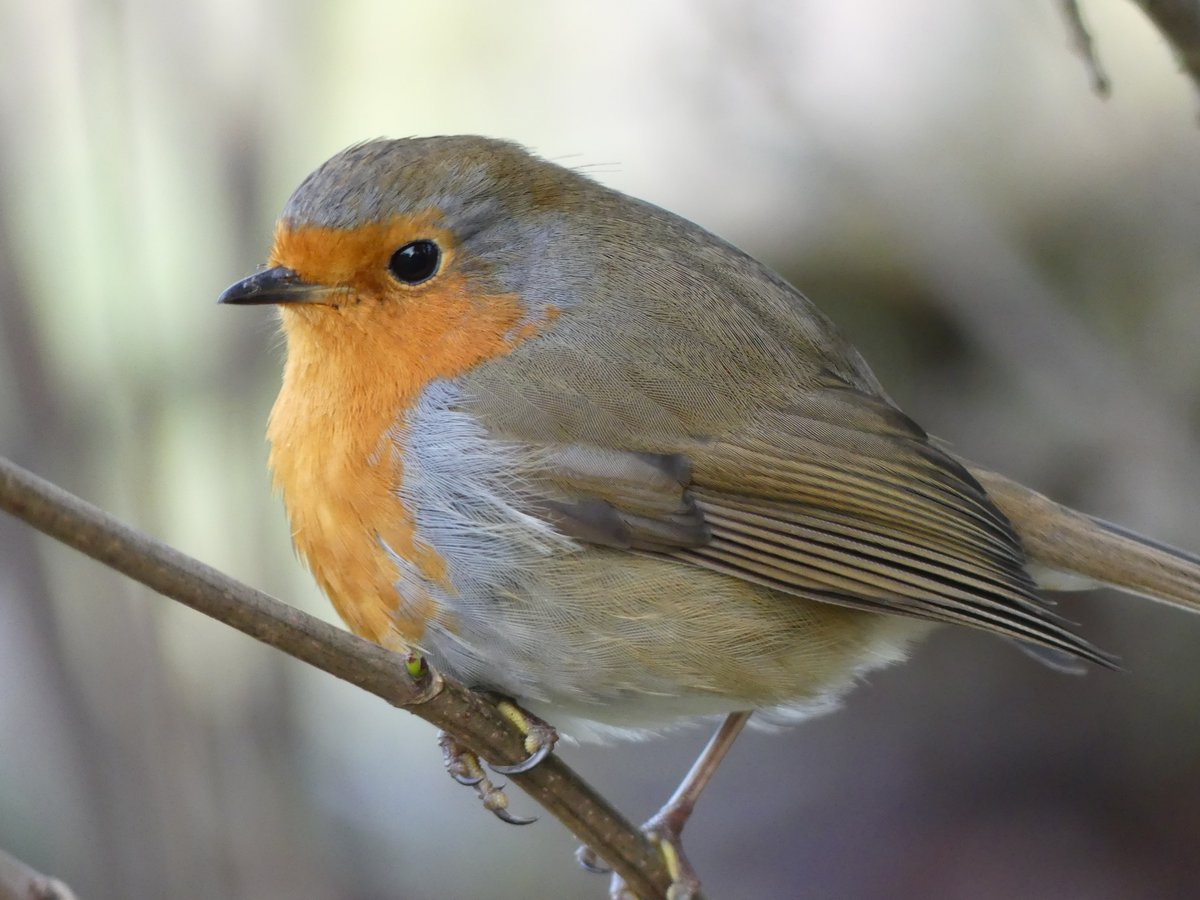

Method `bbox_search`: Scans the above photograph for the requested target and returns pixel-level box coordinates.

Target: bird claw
[490,734,554,774]
[579,819,701,899]
[489,801,537,826]
[575,844,612,875]
[467,771,538,826]
[489,699,559,775]
[476,777,537,825]
[600,816,701,900]
[439,732,487,786]
[435,700,557,826]
[438,731,538,826]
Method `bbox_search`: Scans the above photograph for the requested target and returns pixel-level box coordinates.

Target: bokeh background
[3,2,1200,898]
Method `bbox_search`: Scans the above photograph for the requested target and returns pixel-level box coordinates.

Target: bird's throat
[266,307,445,646]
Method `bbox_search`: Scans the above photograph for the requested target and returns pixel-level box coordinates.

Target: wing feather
[467,373,1115,666]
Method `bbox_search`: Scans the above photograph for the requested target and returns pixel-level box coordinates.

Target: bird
[220,135,1200,899]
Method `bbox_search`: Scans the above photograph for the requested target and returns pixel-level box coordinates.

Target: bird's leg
[583,711,752,900]
[437,732,536,825]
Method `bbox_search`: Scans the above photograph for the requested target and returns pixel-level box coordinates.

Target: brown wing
[515,384,1113,668]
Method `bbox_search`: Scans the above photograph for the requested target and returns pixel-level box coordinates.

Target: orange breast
[265,217,552,646]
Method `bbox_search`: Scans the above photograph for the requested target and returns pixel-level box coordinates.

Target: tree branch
[1133,0,1200,97]
[0,456,678,900]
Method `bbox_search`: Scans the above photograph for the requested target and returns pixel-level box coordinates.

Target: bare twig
[0,456,679,900]
[1060,0,1112,96]
[0,848,77,900]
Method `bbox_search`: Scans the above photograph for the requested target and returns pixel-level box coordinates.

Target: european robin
[221,136,1200,899]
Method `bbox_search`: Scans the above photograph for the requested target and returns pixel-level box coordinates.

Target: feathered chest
[265,322,448,646]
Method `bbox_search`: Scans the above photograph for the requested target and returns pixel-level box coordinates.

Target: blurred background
[2,1,1199,898]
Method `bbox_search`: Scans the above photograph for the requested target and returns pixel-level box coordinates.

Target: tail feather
[972,467,1200,613]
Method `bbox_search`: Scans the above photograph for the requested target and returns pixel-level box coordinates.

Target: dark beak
[218,266,339,306]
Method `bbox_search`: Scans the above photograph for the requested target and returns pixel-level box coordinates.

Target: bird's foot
[577,711,750,898]
[488,698,559,774]
[436,698,557,825]
[437,732,535,825]
[577,811,702,900]
[639,807,702,900]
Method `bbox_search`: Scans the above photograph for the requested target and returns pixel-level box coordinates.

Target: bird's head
[220,136,593,376]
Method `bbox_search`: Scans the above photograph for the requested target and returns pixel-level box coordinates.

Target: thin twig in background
[0,455,680,900]
[1060,0,1112,96]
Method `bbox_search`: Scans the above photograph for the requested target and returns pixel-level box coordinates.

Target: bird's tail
[972,467,1200,612]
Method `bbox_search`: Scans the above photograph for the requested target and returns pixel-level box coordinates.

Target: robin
[220,136,1200,899]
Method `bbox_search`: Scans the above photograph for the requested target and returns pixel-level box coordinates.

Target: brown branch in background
[1062,0,1200,105]
[0,456,679,900]
[1134,0,1200,96]
[0,847,78,900]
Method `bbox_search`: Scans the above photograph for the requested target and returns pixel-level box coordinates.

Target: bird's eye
[387,240,441,285]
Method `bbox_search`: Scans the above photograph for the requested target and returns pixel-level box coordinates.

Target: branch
[0,456,677,900]
[0,848,77,900]
[1134,0,1200,93]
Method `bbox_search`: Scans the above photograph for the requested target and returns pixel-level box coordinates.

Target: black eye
[387,240,441,284]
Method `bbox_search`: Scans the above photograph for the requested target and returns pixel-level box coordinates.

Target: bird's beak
[218,266,340,306]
